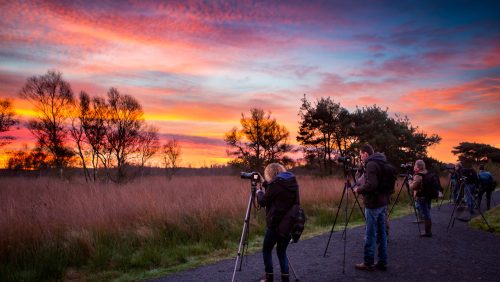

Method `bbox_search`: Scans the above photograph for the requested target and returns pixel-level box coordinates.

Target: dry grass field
[0,171,464,281]
[0,175,360,281]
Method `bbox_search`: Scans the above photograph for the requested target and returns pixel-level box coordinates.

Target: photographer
[477,164,495,210]
[409,160,432,237]
[256,163,299,282]
[353,144,389,271]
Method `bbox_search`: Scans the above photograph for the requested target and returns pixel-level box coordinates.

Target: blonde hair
[415,159,426,171]
[264,163,286,182]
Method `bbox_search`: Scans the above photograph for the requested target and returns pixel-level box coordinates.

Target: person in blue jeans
[257,163,299,282]
[353,144,389,271]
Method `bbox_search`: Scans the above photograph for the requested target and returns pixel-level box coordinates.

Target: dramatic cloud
[1,0,499,165]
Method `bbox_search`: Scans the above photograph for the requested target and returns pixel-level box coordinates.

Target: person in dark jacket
[257,163,299,282]
[409,159,432,237]
[353,144,388,271]
[477,164,495,210]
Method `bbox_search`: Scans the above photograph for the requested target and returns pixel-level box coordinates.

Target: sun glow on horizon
[0,1,499,167]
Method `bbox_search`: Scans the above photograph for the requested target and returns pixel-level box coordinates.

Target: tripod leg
[342,200,358,239]
[447,186,463,232]
[351,189,366,221]
[388,179,406,217]
[231,193,253,282]
[287,253,300,281]
[470,190,494,232]
[342,180,349,275]
[239,214,251,270]
[406,183,422,235]
[342,188,364,239]
[323,183,347,257]
[438,180,451,210]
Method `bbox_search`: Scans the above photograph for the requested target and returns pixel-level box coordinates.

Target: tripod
[323,161,366,274]
[438,177,453,210]
[231,177,259,282]
[447,180,493,232]
[388,173,422,234]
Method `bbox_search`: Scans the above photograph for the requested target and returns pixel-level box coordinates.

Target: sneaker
[354,263,375,271]
[374,262,387,271]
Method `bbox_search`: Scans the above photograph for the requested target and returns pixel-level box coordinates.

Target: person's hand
[353,186,359,193]
[256,188,264,195]
[257,173,264,182]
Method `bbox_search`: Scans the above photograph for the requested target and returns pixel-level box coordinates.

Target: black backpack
[418,172,441,199]
[278,190,306,243]
[371,160,397,194]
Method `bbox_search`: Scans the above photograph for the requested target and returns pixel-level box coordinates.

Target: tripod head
[240,171,261,194]
[336,155,362,190]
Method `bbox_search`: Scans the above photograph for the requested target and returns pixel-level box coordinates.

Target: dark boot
[420,220,432,237]
[281,273,290,282]
[260,272,273,282]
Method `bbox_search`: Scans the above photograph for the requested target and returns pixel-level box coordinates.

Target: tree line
[0,70,181,182]
[1,70,498,179]
[225,95,499,173]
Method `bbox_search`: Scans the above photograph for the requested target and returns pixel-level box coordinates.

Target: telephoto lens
[240,172,260,181]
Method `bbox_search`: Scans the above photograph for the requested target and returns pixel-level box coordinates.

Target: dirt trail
[153,191,500,282]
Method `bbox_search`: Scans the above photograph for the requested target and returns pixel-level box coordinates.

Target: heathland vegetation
[1,70,499,281]
[0,174,425,281]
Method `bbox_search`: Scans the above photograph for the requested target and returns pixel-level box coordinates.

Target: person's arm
[257,183,274,207]
[409,174,423,192]
[356,161,378,194]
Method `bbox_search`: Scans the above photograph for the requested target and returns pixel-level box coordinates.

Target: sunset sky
[0,0,499,167]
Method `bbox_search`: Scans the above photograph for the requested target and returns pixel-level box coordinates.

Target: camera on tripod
[240,171,260,181]
[400,162,413,170]
[336,156,351,163]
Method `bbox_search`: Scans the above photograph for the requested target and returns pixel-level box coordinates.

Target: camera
[400,162,413,170]
[240,172,260,181]
[337,156,351,163]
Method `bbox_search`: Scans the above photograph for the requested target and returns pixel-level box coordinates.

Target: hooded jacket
[257,171,298,229]
[357,152,390,209]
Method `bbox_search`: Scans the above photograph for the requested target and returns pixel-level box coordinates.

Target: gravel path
[153,191,500,282]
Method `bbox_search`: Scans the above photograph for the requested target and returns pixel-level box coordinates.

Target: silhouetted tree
[79,93,109,181]
[104,88,144,181]
[0,98,18,147]
[69,91,91,181]
[19,70,74,169]
[452,142,500,164]
[162,139,181,179]
[7,146,49,172]
[225,108,290,172]
[137,125,160,176]
[349,105,441,165]
[297,95,351,174]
